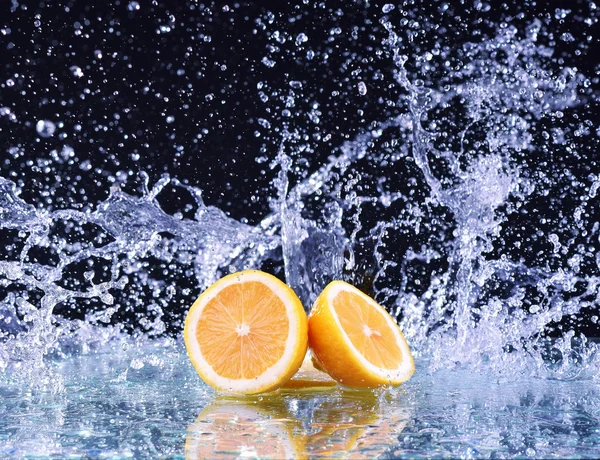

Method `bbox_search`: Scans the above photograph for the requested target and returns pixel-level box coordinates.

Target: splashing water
[1,1,600,456]
[1,0,598,381]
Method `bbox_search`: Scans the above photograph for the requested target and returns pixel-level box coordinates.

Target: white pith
[363,324,381,337]
[236,323,250,336]
[185,271,301,393]
[326,281,413,383]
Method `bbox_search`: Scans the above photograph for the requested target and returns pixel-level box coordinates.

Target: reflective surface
[2,344,600,459]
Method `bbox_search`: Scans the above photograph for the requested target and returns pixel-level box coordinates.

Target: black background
[1,0,595,219]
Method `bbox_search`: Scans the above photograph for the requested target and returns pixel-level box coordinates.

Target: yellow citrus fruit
[308,280,414,388]
[184,270,308,395]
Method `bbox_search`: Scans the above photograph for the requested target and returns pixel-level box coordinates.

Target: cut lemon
[308,280,414,388]
[184,270,308,394]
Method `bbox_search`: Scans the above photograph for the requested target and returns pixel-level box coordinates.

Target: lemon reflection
[184,395,302,459]
[185,388,410,459]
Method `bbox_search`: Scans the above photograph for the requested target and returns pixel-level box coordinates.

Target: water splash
[381,18,599,376]
[1,2,599,387]
[0,174,278,382]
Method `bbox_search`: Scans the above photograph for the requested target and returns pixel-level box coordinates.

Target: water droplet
[0,107,16,122]
[79,160,92,171]
[295,33,308,46]
[36,120,56,138]
[60,145,74,160]
[127,1,140,11]
[357,81,367,96]
[257,118,271,129]
[549,234,561,253]
[69,65,83,78]
[261,57,276,68]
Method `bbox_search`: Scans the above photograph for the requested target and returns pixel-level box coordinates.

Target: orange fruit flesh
[308,280,414,388]
[184,270,308,394]
[334,290,403,370]
[197,281,289,380]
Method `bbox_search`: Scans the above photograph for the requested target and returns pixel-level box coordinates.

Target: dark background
[2,0,595,219]
[1,0,598,336]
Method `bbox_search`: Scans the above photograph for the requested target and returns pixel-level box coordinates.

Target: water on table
[1,341,599,459]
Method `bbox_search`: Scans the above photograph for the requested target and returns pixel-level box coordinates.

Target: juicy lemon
[184,270,308,394]
[308,280,414,388]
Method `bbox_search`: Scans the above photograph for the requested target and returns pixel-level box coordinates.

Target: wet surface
[2,344,599,459]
